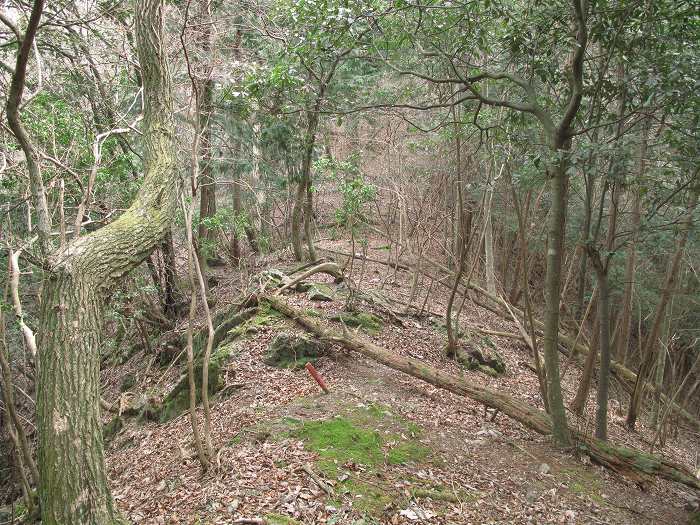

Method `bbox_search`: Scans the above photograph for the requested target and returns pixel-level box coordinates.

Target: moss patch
[294,417,384,474]
[561,467,606,506]
[225,303,284,342]
[330,312,383,335]
[307,283,334,301]
[387,441,431,465]
[265,513,302,525]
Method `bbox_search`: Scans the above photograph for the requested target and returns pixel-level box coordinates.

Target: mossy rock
[264,332,326,369]
[307,283,334,301]
[224,304,284,343]
[159,346,231,422]
[120,373,137,392]
[263,269,291,287]
[330,311,383,334]
[103,416,123,443]
[458,347,506,376]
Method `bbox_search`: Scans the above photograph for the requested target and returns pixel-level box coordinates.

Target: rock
[264,332,327,369]
[120,373,137,392]
[330,311,383,334]
[538,463,551,475]
[307,283,334,301]
[475,429,502,439]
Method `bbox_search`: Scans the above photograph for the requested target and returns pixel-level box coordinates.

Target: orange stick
[305,362,330,394]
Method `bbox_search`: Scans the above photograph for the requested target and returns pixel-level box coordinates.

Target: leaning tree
[5,0,176,522]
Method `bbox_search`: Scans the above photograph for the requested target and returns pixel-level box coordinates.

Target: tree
[373,0,593,447]
[4,0,176,521]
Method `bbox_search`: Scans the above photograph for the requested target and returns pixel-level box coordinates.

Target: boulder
[264,332,326,368]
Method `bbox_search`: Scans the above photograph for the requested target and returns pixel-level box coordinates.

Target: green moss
[304,308,322,317]
[226,303,283,341]
[294,417,384,472]
[340,479,394,515]
[633,452,661,474]
[689,511,700,525]
[562,467,606,506]
[410,486,475,504]
[264,332,326,369]
[265,513,302,525]
[387,441,431,465]
[331,312,383,334]
[307,283,335,301]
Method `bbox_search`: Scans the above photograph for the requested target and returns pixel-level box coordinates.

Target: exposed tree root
[265,295,700,491]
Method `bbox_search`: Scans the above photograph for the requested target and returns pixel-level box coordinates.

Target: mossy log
[265,295,700,491]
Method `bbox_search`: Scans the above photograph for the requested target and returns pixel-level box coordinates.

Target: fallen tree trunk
[320,247,700,433]
[463,282,700,433]
[265,295,700,491]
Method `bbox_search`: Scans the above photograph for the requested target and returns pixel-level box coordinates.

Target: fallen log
[276,262,343,295]
[353,247,700,434]
[463,282,700,433]
[265,295,700,491]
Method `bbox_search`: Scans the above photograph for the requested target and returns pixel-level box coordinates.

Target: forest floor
[101,238,700,525]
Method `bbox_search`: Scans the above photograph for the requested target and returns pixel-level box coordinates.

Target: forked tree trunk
[36,1,175,522]
[292,109,320,261]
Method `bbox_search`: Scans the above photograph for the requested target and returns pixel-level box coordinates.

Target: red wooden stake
[305,362,330,394]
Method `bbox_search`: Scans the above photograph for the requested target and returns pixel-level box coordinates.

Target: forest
[0,0,699,523]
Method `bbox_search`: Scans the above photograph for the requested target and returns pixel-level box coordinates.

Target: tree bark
[542,159,571,447]
[36,1,175,522]
[292,110,320,261]
[195,0,217,270]
[585,248,611,440]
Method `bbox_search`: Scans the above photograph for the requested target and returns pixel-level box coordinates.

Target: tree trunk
[232,170,242,263]
[570,295,599,415]
[627,187,698,430]
[162,231,178,318]
[614,121,648,364]
[292,110,320,261]
[36,1,174,522]
[194,0,217,268]
[542,159,571,447]
[588,250,611,441]
[484,180,496,295]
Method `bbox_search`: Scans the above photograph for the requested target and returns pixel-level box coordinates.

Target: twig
[301,463,334,496]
